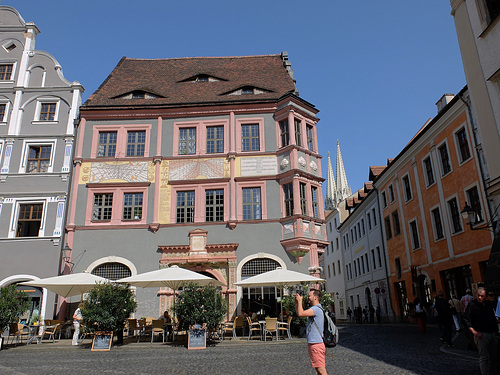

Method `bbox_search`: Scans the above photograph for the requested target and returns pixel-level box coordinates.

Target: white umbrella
[20,272,110,298]
[115,265,225,289]
[234,267,324,318]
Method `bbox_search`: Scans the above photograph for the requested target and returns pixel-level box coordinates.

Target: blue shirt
[306,304,324,344]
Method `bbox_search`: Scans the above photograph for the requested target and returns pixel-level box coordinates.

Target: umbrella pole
[172,289,176,342]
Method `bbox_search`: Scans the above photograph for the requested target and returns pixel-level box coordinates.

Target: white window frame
[408,218,420,250]
[437,139,453,177]
[33,99,60,123]
[2,41,18,53]
[401,173,413,203]
[0,100,11,124]
[453,125,473,166]
[381,190,388,209]
[463,183,486,225]
[0,61,17,83]
[429,204,445,242]
[446,194,464,235]
[421,153,436,188]
[19,139,56,173]
[9,198,47,238]
[388,184,395,203]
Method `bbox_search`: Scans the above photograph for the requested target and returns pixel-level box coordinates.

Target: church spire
[335,140,351,202]
[325,151,336,210]
[324,141,351,209]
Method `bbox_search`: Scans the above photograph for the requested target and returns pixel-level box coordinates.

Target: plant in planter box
[81,283,136,345]
[0,285,30,334]
[174,283,226,331]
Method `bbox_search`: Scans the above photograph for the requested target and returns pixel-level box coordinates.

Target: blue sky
[6,0,465,194]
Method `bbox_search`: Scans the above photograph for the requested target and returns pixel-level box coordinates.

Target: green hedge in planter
[0,285,30,332]
[81,283,136,333]
[174,283,226,330]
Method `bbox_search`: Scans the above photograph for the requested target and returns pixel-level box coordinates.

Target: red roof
[369,166,386,181]
[83,54,297,109]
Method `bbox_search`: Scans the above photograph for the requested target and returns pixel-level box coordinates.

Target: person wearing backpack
[295,289,328,375]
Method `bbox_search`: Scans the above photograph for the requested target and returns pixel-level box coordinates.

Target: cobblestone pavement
[0,324,480,375]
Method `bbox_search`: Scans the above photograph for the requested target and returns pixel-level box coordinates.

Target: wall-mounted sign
[240,157,277,176]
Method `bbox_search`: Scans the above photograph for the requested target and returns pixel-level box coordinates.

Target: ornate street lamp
[461,202,499,235]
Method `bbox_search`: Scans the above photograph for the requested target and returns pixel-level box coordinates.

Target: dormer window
[225,86,270,96]
[4,43,16,52]
[114,90,161,100]
[180,74,224,83]
[132,91,145,99]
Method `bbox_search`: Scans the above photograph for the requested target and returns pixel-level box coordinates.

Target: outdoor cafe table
[27,324,41,344]
[258,320,286,341]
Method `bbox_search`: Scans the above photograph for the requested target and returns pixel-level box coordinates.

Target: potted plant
[0,285,30,349]
[81,283,136,347]
[174,283,227,339]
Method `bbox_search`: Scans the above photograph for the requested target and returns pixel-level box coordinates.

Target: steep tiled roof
[83,54,297,109]
[369,166,386,181]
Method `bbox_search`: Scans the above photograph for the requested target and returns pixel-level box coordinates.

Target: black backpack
[313,306,339,348]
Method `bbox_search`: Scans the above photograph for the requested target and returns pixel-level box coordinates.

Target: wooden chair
[222,316,237,340]
[246,316,261,340]
[138,319,151,342]
[264,318,278,341]
[41,322,60,343]
[151,319,165,343]
[234,316,244,337]
[6,323,29,345]
[277,315,293,339]
[127,318,141,338]
[78,324,95,344]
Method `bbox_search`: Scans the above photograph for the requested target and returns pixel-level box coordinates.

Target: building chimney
[436,94,454,113]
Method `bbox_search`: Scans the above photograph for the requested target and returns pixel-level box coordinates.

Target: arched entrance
[416,274,432,304]
[241,257,281,317]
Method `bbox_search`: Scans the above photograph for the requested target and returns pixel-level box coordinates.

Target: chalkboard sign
[188,327,206,350]
[91,332,113,351]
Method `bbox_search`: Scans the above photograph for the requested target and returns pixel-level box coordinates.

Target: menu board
[188,327,206,350]
[91,332,113,351]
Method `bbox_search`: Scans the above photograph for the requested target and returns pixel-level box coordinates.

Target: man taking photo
[295,289,328,375]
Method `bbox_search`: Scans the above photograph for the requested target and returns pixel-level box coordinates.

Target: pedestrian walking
[72,303,83,346]
[347,307,352,323]
[449,294,463,331]
[362,306,369,324]
[414,298,427,333]
[295,289,328,375]
[375,306,381,323]
[463,287,498,375]
[369,305,375,324]
[434,290,454,346]
[460,289,473,310]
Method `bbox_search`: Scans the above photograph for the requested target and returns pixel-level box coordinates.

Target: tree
[80,283,136,344]
[0,285,30,333]
[174,283,227,330]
